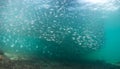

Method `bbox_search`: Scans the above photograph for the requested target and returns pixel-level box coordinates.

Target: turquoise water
[88,12,120,64]
[0,0,120,65]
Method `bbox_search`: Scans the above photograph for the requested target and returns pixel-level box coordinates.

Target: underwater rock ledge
[0,50,120,69]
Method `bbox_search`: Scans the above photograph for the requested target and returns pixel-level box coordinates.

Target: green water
[0,0,120,65]
[103,12,120,63]
[87,11,120,64]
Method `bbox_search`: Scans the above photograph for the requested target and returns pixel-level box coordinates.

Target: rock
[0,55,3,61]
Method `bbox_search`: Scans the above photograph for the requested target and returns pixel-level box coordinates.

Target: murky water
[0,0,120,66]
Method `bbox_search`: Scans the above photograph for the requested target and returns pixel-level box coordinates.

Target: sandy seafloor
[0,53,120,69]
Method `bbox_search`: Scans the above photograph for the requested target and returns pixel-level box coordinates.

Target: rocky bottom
[0,55,120,69]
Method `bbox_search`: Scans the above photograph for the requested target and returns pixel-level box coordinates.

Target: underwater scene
[0,0,120,69]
